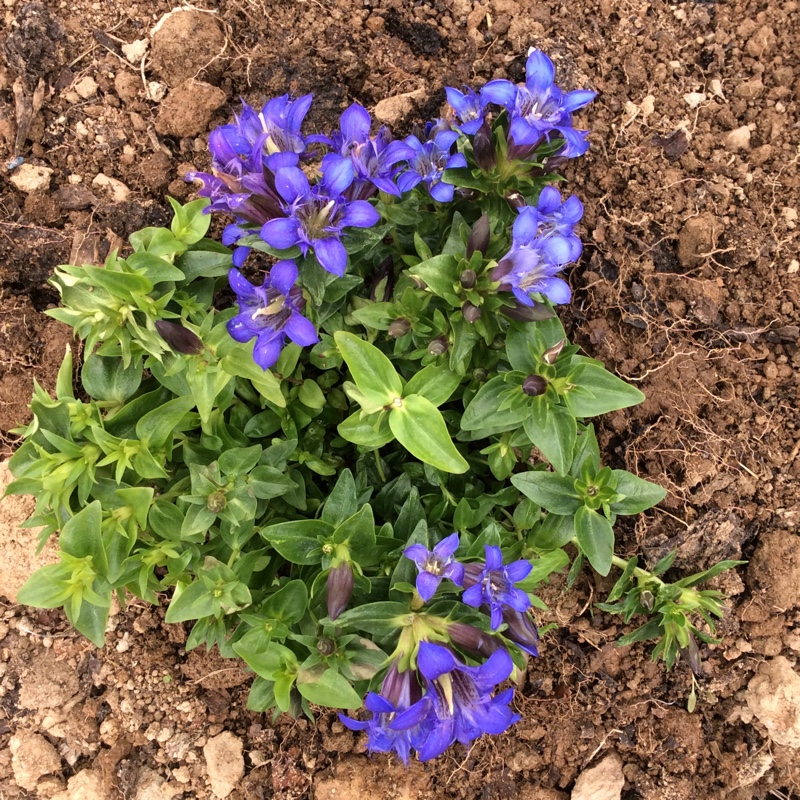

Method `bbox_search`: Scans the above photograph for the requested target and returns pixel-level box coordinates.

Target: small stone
[789,259,799,275]
[746,25,777,57]
[683,91,706,109]
[747,656,800,748]
[115,71,141,104]
[203,732,244,798]
[122,38,149,63]
[677,213,715,268]
[150,10,227,85]
[373,88,427,126]
[735,78,764,100]
[724,126,751,151]
[10,730,62,791]
[571,752,625,800]
[9,163,53,193]
[52,183,98,210]
[91,173,131,203]
[147,81,168,102]
[52,768,110,800]
[365,14,384,32]
[155,79,226,138]
[74,76,98,99]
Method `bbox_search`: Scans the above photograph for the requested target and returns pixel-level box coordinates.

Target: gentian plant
[8,49,742,764]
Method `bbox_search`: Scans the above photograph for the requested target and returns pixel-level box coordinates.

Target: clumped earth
[1,0,799,797]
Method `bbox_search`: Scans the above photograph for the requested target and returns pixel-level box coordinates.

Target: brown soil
[1,0,799,797]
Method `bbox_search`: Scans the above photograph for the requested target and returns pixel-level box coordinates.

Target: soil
[0,0,799,798]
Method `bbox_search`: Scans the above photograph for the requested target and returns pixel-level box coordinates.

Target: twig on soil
[581,727,621,769]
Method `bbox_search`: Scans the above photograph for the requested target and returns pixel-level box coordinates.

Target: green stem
[609,553,666,586]
[374,448,387,483]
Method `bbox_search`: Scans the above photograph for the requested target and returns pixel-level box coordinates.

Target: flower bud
[448,622,504,658]
[388,317,411,338]
[640,589,655,611]
[473,119,496,172]
[207,491,227,513]
[326,562,354,621]
[542,339,566,365]
[155,320,203,355]
[472,367,488,383]
[461,301,482,323]
[522,375,547,397]
[505,192,526,210]
[682,632,701,675]
[317,637,336,656]
[370,255,395,302]
[427,336,449,356]
[466,213,490,259]
[502,609,539,657]
[462,562,482,588]
[500,303,556,322]
[459,269,477,289]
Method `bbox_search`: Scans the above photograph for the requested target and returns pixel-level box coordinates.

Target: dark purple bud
[207,491,227,513]
[370,255,395,302]
[505,192,526,211]
[682,632,701,675]
[502,608,539,657]
[472,367,488,382]
[326,562,354,621]
[155,320,203,355]
[388,317,411,338]
[427,336,449,356]
[463,562,483,588]
[542,339,566,365]
[500,303,557,322]
[473,119,496,171]
[381,660,423,708]
[490,259,513,283]
[466,213,490,259]
[523,375,548,397]
[462,301,482,323]
[459,269,477,289]
[508,133,545,162]
[448,622,504,658]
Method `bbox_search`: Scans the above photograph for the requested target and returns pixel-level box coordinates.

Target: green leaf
[616,619,663,647]
[168,196,212,245]
[389,394,468,474]
[461,376,528,432]
[136,395,196,448]
[67,596,110,647]
[334,331,402,403]
[60,502,108,575]
[296,667,363,709]
[574,506,614,577]
[408,254,460,303]
[262,580,308,625]
[523,401,576,476]
[81,354,142,404]
[260,520,331,564]
[298,379,325,410]
[337,411,394,448]
[233,640,298,681]
[402,363,462,407]
[441,168,491,192]
[607,556,638,603]
[528,513,575,550]
[176,250,232,282]
[322,469,358,527]
[219,445,262,478]
[165,580,216,623]
[516,548,570,590]
[609,470,667,515]
[505,326,539,373]
[126,252,185,283]
[149,500,185,540]
[332,602,410,636]
[511,472,583,515]
[17,564,74,608]
[333,505,375,562]
[565,366,645,417]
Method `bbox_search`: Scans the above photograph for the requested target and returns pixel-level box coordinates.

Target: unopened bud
[317,637,336,656]
[502,609,539,657]
[449,622,503,658]
[505,192,526,210]
[155,320,203,355]
[473,119,496,171]
[388,317,411,338]
[326,562,354,621]
[427,336,449,356]
[461,301,482,323]
[472,367,488,382]
[542,339,566,365]
[522,375,547,397]
[640,590,655,611]
[459,269,477,289]
[466,213,490,259]
[207,491,227,513]
[370,255,395,302]
[683,632,701,675]
[501,303,557,322]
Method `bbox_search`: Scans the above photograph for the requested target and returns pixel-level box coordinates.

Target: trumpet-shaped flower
[403,533,465,602]
[226,262,318,370]
[445,86,489,135]
[394,127,468,203]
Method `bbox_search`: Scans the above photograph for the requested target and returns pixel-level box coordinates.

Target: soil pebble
[746,656,800,748]
[570,752,625,800]
[10,730,62,791]
[203,731,244,798]
[51,768,110,800]
[373,88,427,126]
[747,529,800,610]
[155,79,226,138]
[724,125,752,151]
[9,163,53,193]
[18,650,80,711]
[677,213,716,268]
[91,173,132,203]
[150,10,227,86]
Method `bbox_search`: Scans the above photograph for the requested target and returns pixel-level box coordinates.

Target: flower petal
[442,562,465,586]
[536,186,562,215]
[403,544,429,566]
[232,246,251,268]
[433,532,460,559]
[484,545,503,571]
[429,181,454,203]
[261,217,301,250]
[540,234,574,265]
[340,102,372,142]
[461,583,484,608]
[253,332,285,369]
[512,207,540,244]
[416,570,440,602]
[228,268,257,300]
[341,200,380,229]
[322,154,355,196]
[284,312,319,347]
[313,236,348,276]
[269,259,298,295]
[338,713,369,731]
[227,315,256,343]
[274,166,310,203]
[390,698,431,730]
[480,79,518,109]
[562,89,597,113]
[397,171,423,193]
[525,49,555,95]
[505,559,533,583]
[417,642,456,680]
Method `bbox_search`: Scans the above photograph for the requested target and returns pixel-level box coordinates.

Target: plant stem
[610,554,666,586]
[374,448,387,483]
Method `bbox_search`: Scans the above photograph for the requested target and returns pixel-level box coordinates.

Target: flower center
[297,197,338,239]
[423,555,445,576]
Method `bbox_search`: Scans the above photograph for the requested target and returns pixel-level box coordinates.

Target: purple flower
[259,157,380,276]
[394,128,468,203]
[482,49,596,160]
[491,206,574,307]
[501,608,539,657]
[339,661,426,764]
[234,94,313,158]
[226,262,319,370]
[462,546,533,630]
[403,533,465,603]
[391,643,519,760]
[535,185,584,262]
[445,86,488,135]
[314,103,409,200]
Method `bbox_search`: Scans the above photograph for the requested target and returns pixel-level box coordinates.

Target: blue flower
[535,185,584,263]
[234,94,313,158]
[314,103,410,200]
[259,156,380,276]
[226,262,319,370]
[482,49,596,159]
[394,127,468,203]
[491,206,574,307]
[403,533,465,603]
[445,86,488,135]
[462,546,533,630]
[391,643,519,760]
[339,661,427,765]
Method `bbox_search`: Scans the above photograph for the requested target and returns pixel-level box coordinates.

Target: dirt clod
[155,79,226,138]
[10,730,62,791]
[204,731,244,798]
[150,10,227,86]
[10,162,53,193]
[570,752,624,800]
[747,656,800,748]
